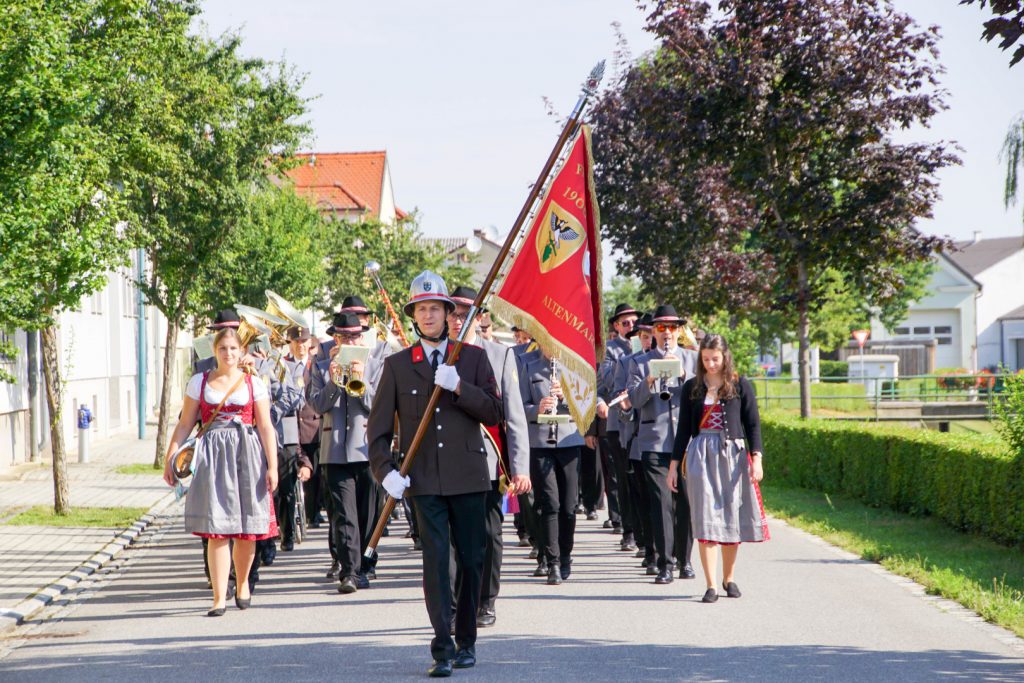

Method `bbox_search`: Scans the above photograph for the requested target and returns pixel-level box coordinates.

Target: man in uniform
[597,304,640,551]
[447,286,531,628]
[626,305,697,585]
[617,314,655,568]
[367,272,501,677]
[278,327,314,551]
[307,312,380,592]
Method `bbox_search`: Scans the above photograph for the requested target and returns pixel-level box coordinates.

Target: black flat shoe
[702,588,719,603]
[428,659,453,678]
[723,581,742,598]
[453,647,476,669]
[234,595,251,610]
[207,607,226,617]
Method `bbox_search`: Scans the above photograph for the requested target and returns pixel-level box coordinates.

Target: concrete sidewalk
[0,430,172,632]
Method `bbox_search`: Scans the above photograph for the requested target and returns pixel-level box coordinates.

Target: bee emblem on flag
[537,202,585,273]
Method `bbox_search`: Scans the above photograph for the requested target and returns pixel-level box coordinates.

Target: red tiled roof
[287,151,386,218]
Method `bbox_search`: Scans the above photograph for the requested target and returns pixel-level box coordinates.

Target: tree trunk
[796,259,812,419]
[39,325,70,515]
[153,315,181,467]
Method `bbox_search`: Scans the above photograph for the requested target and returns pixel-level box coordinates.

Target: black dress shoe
[428,659,453,678]
[476,607,496,627]
[680,564,696,579]
[206,607,226,617]
[635,549,647,558]
[528,547,539,559]
[326,560,340,579]
[723,581,742,598]
[517,537,531,547]
[413,538,423,551]
[365,567,377,580]
[546,565,562,585]
[560,559,572,580]
[702,588,719,603]
[620,537,637,552]
[602,519,613,528]
[654,568,674,584]
[453,647,476,669]
[533,562,548,577]
[338,576,358,594]
[280,540,294,552]
[586,511,599,521]
[646,564,658,576]
[355,573,370,589]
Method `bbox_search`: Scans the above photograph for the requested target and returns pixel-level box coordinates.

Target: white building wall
[0,331,29,471]
[999,320,1024,371]
[974,250,1024,369]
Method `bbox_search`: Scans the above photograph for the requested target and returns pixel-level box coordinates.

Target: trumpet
[546,357,560,445]
[331,360,366,397]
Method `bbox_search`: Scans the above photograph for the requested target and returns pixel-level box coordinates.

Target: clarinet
[546,357,560,445]
[658,337,673,401]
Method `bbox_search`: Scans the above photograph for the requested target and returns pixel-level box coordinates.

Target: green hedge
[763,415,1024,546]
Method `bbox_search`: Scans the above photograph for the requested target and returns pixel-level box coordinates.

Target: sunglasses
[654,324,679,333]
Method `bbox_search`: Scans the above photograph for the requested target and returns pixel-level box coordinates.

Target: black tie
[431,349,440,371]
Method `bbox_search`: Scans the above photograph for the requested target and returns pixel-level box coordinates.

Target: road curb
[0,491,178,635]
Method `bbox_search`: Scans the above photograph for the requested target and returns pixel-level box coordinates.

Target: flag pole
[364,61,606,565]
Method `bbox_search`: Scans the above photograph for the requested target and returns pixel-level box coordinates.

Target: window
[937,338,952,345]
[913,326,930,334]
[893,327,909,335]
[934,326,952,335]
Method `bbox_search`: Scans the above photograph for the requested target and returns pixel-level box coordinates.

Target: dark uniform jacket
[367,341,501,497]
[671,376,764,460]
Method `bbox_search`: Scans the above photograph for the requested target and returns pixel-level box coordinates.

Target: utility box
[847,354,899,398]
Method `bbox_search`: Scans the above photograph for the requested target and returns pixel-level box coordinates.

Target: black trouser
[323,462,378,578]
[628,456,653,558]
[275,445,300,544]
[579,443,604,513]
[531,446,580,567]
[599,438,621,525]
[402,497,419,539]
[641,451,675,571]
[300,441,322,523]
[674,482,694,570]
[415,492,487,661]
[604,433,634,536]
[451,480,503,612]
[516,490,540,545]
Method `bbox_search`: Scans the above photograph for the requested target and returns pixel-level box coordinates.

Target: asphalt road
[1,501,1021,682]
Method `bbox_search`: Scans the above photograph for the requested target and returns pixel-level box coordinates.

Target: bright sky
[199,0,1023,282]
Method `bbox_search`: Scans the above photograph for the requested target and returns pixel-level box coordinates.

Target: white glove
[434,364,460,392]
[383,470,411,499]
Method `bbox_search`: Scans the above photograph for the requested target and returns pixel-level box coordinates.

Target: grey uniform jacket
[598,337,631,434]
[519,351,585,450]
[614,352,642,459]
[477,338,530,481]
[626,346,698,454]
[305,350,379,465]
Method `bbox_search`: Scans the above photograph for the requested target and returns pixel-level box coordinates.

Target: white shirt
[421,338,448,366]
[185,372,269,406]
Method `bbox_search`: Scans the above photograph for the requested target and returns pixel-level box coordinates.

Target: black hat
[340,295,370,315]
[208,309,241,330]
[608,303,639,324]
[326,312,364,336]
[286,326,311,341]
[651,304,686,325]
[450,285,487,313]
[626,313,652,339]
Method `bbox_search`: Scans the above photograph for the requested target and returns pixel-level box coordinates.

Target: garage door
[891,310,962,370]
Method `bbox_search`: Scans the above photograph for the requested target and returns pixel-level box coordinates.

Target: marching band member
[447,286,531,628]
[618,314,655,567]
[520,346,586,585]
[597,304,640,544]
[669,334,768,603]
[277,327,314,552]
[367,271,501,677]
[626,305,697,585]
[306,311,380,593]
[286,329,326,531]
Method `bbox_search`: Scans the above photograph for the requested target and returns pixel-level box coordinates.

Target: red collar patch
[411,345,425,363]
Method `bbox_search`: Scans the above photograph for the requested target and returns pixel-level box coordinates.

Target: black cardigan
[670,376,763,460]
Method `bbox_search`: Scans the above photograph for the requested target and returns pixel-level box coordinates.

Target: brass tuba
[265,289,311,333]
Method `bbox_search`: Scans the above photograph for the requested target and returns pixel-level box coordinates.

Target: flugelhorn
[331,344,371,397]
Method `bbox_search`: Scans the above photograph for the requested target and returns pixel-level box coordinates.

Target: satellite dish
[483,225,500,243]
[466,236,482,254]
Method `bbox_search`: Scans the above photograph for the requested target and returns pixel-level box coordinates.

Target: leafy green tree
[196,185,327,314]
[591,0,957,418]
[602,275,656,324]
[126,31,310,466]
[317,214,472,332]
[0,0,195,513]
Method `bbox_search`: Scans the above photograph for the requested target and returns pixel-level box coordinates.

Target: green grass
[4,506,151,528]
[762,481,1024,639]
[754,379,869,413]
[114,463,163,476]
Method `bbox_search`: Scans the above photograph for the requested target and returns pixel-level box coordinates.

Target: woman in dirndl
[668,334,768,604]
[163,327,279,616]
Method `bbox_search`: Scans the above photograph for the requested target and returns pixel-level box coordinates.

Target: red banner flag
[491,125,603,434]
